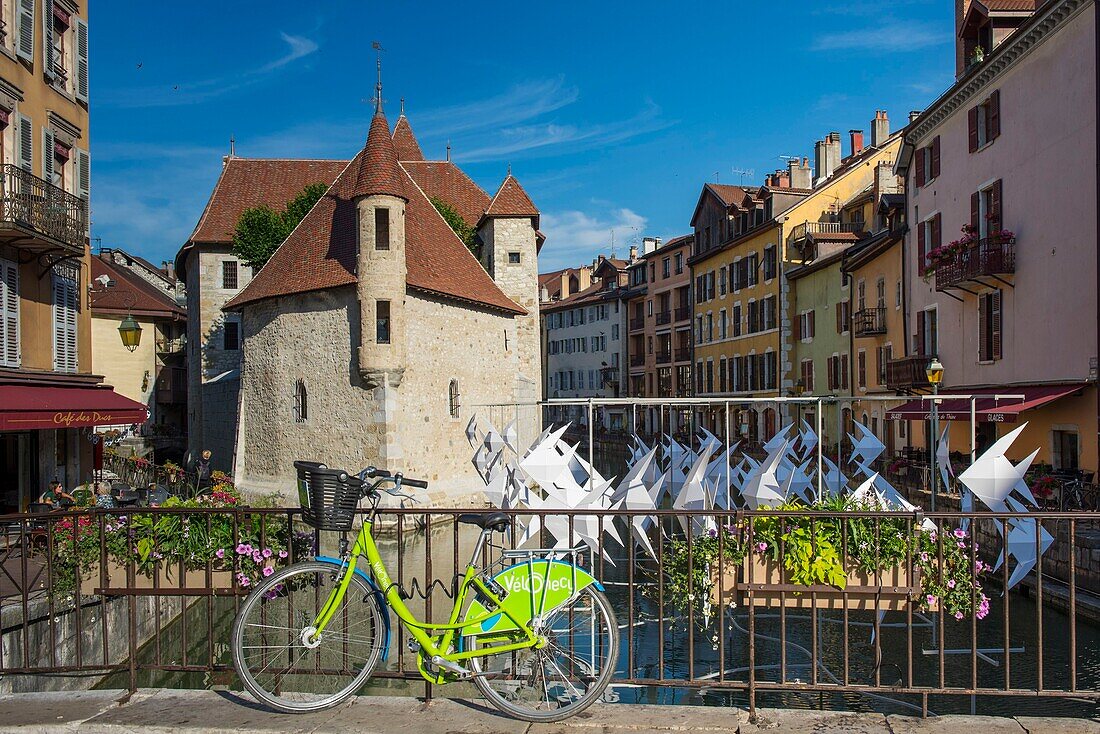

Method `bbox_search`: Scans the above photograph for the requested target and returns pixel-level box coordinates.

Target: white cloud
[539,207,648,270]
[812,22,945,53]
[415,77,580,138]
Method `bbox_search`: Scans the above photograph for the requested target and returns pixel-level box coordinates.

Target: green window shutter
[42,0,54,82]
[17,113,32,172]
[16,0,34,63]
[76,147,89,199]
[0,258,19,368]
[41,126,54,185]
[75,18,89,103]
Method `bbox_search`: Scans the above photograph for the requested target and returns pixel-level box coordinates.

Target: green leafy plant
[430,196,479,256]
[232,183,329,269]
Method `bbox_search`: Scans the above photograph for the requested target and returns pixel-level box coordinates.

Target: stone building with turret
[222,103,542,503]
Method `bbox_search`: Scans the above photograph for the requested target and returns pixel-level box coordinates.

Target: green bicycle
[230,463,619,722]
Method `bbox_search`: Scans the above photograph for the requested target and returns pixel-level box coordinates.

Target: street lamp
[117,314,143,352]
[926,357,945,511]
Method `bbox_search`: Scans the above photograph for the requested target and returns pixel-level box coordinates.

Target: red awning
[0,384,148,431]
[885,384,1086,423]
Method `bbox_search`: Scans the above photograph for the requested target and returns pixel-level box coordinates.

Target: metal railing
[655,351,672,365]
[935,237,1016,292]
[0,164,87,252]
[852,306,887,336]
[630,354,646,367]
[675,347,692,362]
[155,337,186,354]
[674,306,692,322]
[656,311,672,326]
[0,504,1096,717]
[629,317,645,331]
[789,221,864,243]
[886,355,933,391]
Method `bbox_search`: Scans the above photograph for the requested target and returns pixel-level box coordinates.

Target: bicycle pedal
[431,655,472,678]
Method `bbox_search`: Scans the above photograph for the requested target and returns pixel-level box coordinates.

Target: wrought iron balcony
[629,354,646,367]
[0,165,88,255]
[934,236,1016,292]
[885,354,933,392]
[629,316,645,331]
[674,306,692,322]
[851,306,887,337]
[655,351,671,365]
[655,311,672,326]
[674,347,691,362]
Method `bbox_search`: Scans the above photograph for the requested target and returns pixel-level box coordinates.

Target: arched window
[448,379,460,418]
[294,380,308,423]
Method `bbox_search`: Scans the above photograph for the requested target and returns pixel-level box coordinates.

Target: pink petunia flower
[262,566,274,577]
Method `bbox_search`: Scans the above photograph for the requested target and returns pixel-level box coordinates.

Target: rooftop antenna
[610,229,615,260]
[229,135,235,157]
[714,171,720,183]
[446,140,451,162]
[777,155,799,162]
[371,41,386,112]
[731,167,755,184]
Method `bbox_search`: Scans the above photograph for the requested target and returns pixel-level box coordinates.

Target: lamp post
[926,357,945,511]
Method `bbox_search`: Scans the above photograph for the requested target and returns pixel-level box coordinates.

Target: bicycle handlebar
[360,466,429,490]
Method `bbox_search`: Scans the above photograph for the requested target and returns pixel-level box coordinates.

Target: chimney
[629,244,638,261]
[849,129,864,157]
[539,285,550,302]
[814,139,827,184]
[827,132,842,175]
[789,157,812,189]
[642,236,660,255]
[162,261,175,281]
[909,110,922,124]
[871,110,890,147]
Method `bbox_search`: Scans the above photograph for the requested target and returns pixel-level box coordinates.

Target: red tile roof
[707,184,749,206]
[91,256,186,320]
[484,174,539,218]
[187,159,348,245]
[981,0,1037,11]
[392,115,425,161]
[223,110,525,316]
[400,161,490,227]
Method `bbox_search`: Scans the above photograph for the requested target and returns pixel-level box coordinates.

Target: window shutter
[42,0,54,82]
[915,146,925,187]
[0,258,19,368]
[16,0,34,63]
[17,113,32,172]
[971,191,980,232]
[826,356,834,390]
[41,127,54,184]
[835,302,842,333]
[809,309,816,338]
[978,294,989,361]
[76,148,90,200]
[990,179,1002,233]
[968,106,979,153]
[989,90,1000,141]
[915,329,925,356]
[52,271,78,373]
[794,313,801,340]
[841,354,849,390]
[75,18,89,103]
[991,289,1002,359]
[917,221,926,270]
[931,136,941,179]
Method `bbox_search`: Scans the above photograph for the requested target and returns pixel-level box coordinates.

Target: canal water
[96,514,1100,719]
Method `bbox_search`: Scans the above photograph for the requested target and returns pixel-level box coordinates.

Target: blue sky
[90,1,955,272]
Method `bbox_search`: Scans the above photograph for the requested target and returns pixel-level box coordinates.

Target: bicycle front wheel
[231,560,385,713]
[468,585,619,722]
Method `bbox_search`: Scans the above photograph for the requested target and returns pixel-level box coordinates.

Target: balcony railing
[885,354,933,392]
[0,165,87,254]
[155,336,187,354]
[655,311,671,326]
[934,236,1016,292]
[655,351,671,365]
[789,220,864,243]
[629,317,645,331]
[629,354,646,367]
[674,306,691,322]
[851,306,887,337]
[674,347,691,362]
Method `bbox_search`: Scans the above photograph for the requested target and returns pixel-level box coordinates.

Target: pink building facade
[895,0,1097,471]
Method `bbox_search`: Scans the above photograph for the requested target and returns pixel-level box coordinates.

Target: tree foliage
[429,196,479,257]
[232,183,329,270]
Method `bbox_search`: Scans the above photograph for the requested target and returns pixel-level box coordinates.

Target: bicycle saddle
[457,512,510,532]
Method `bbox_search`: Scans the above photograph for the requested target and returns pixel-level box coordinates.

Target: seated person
[39,481,75,508]
[95,482,116,509]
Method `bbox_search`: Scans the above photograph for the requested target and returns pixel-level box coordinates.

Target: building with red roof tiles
[205,103,541,502]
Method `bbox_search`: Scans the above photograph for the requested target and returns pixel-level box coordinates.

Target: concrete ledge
[0,689,1095,733]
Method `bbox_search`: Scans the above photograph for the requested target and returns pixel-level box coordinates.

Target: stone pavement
[0,689,1096,733]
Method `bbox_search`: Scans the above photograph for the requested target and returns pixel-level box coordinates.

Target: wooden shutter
[794,313,801,340]
[991,289,1002,359]
[968,106,979,152]
[841,354,849,390]
[931,136,941,179]
[989,90,1000,141]
[0,258,19,368]
[41,127,54,185]
[52,271,78,372]
[826,356,835,390]
[809,309,816,338]
[858,352,866,388]
[42,0,54,82]
[16,0,34,63]
[75,18,89,103]
[971,191,980,232]
[17,113,32,172]
[914,329,925,356]
[932,212,942,248]
[835,302,842,333]
[75,148,90,200]
[990,179,1002,232]
[917,221,926,270]
[978,294,989,361]
[915,145,925,187]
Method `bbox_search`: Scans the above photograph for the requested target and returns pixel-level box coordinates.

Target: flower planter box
[710,555,922,611]
[79,563,235,596]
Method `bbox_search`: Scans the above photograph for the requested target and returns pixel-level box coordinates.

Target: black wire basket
[295,461,362,531]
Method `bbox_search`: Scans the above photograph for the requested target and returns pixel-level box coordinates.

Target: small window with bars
[223,320,240,351]
[222,260,238,290]
[294,379,308,423]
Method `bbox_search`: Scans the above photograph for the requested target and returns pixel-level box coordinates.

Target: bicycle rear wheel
[231,561,384,713]
[467,585,618,722]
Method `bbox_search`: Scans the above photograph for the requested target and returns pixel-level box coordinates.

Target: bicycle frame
[310,518,538,674]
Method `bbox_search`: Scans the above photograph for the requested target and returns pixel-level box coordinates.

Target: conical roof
[392,115,425,162]
[485,174,539,217]
[351,110,406,199]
